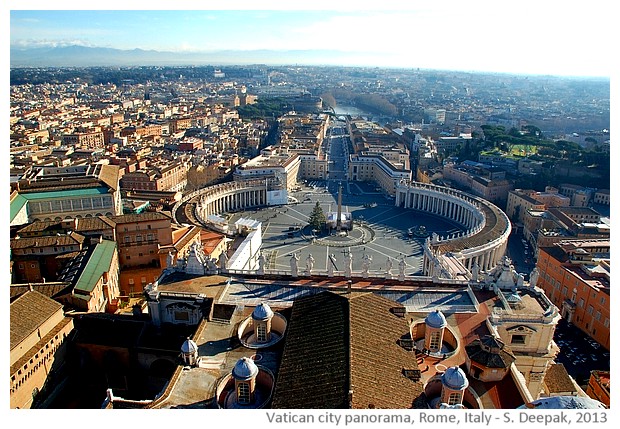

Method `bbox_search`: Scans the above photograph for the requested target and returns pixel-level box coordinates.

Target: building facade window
[511,335,526,345]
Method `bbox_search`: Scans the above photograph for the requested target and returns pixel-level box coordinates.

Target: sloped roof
[109,211,171,224]
[271,291,424,409]
[10,290,63,351]
[10,232,86,249]
[543,363,577,395]
[465,336,516,369]
[10,282,73,302]
[10,193,28,223]
[271,291,349,409]
[73,240,117,294]
[349,293,424,409]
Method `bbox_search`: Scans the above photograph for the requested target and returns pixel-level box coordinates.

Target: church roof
[271,291,424,409]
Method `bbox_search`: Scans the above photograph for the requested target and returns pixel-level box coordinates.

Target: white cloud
[11,39,97,49]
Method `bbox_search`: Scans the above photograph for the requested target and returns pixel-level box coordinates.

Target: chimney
[347,280,352,294]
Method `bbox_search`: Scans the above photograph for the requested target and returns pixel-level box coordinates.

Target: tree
[308,201,326,232]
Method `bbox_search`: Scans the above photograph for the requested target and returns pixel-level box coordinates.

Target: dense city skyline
[7,0,613,417]
[9,1,613,77]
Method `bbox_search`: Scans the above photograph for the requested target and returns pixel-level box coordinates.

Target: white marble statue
[529,267,540,288]
[345,252,353,278]
[361,253,372,277]
[257,252,266,274]
[328,254,336,277]
[471,261,479,282]
[385,256,393,279]
[290,253,300,277]
[398,257,406,281]
[219,251,228,270]
[306,253,315,275]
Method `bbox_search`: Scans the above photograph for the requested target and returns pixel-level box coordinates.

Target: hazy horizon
[9,3,613,78]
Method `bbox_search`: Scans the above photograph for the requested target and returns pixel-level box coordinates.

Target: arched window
[448,392,461,406]
[429,331,441,351]
[256,324,267,342]
[237,382,251,405]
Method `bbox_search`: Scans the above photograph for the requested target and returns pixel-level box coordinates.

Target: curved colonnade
[174,179,511,280]
[173,179,269,226]
[395,181,511,278]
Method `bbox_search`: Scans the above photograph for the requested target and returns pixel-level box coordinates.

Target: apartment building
[233,146,301,192]
[443,162,513,205]
[10,231,86,283]
[296,152,328,180]
[348,154,411,196]
[524,205,609,259]
[558,184,594,207]
[536,239,610,350]
[586,371,610,407]
[592,189,609,206]
[61,129,105,149]
[505,188,569,224]
[168,117,192,134]
[120,160,188,192]
[111,212,174,295]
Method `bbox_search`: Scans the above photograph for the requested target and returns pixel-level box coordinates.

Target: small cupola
[424,310,447,353]
[180,337,199,366]
[232,357,259,405]
[439,366,469,407]
[252,303,274,343]
[465,335,516,382]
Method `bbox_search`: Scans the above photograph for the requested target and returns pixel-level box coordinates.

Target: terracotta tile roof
[10,282,72,302]
[10,290,63,351]
[98,164,121,191]
[349,293,424,409]
[271,291,349,409]
[469,374,525,409]
[544,363,577,395]
[75,216,117,231]
[10,231,86,249]
[271,291,424,409]
[109,211,172,224]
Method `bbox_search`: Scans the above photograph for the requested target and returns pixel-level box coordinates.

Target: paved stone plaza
[229,181,465,277]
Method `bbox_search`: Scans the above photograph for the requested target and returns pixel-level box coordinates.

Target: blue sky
[8,1,614,77]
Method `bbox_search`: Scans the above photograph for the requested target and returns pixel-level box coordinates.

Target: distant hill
[10,45,360,68]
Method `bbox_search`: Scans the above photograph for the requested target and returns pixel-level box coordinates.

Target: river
[332,104,392,125]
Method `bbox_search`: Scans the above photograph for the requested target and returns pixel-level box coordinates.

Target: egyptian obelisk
[336,182,343,232]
